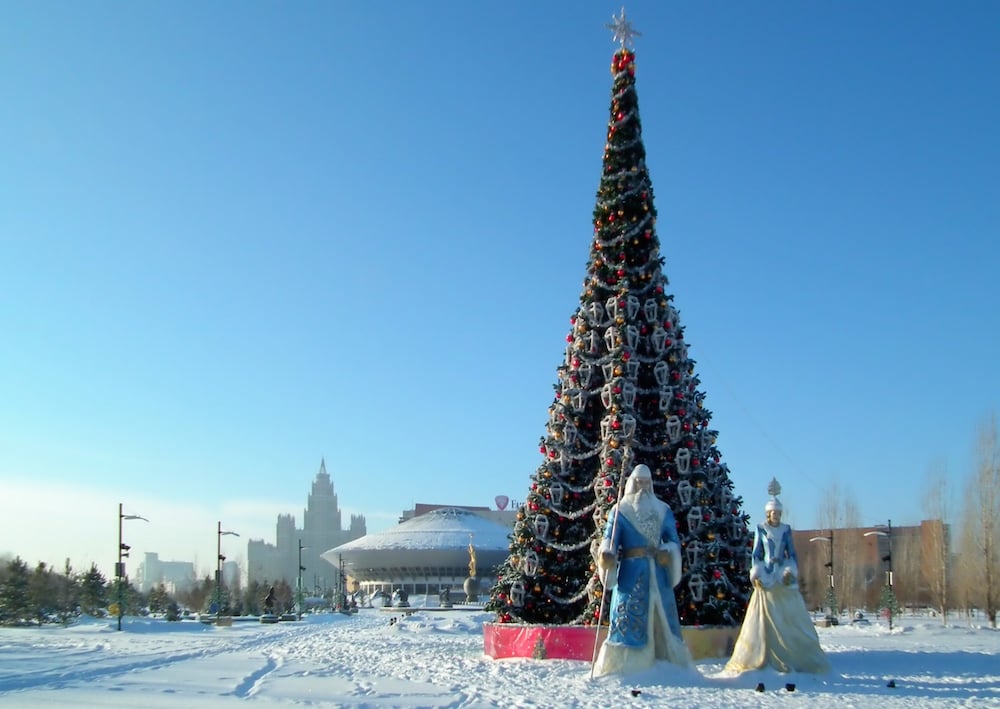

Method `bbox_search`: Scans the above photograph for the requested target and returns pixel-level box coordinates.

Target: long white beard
[622,489,663,544]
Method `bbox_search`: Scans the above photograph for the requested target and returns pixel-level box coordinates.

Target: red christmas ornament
[617,269,625,277]
[714,569,722,579]
[612,419,620,429]
[566,335,573,342]
[622,351,631,361]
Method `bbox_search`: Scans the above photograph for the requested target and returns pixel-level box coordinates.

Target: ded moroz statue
[592,464,693,676]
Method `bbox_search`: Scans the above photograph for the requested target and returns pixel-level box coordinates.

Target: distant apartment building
[135,552,197,594]
[247,459,366,594]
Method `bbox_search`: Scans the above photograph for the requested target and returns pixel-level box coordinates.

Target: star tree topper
[607,7,641,49]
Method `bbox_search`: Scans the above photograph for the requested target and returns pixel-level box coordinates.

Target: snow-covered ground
[1,606,997,708]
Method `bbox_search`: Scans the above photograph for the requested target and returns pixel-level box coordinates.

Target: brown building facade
[792,520,949,614]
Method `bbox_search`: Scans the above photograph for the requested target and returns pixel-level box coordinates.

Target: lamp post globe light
[116,503,149,631]
[216,521,240,620]
[864,519,896,631]
[809,530,836,622]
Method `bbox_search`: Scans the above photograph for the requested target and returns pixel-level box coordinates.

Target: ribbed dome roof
[320,507,512,583]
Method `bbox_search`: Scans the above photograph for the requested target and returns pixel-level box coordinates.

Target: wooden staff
[589,466,629,680]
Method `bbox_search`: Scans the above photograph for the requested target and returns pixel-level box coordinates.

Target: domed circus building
[321,506,513,599]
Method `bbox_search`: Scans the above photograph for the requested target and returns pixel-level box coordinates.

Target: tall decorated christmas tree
[486,10,752,628]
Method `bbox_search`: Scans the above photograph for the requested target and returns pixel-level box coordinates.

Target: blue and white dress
[725,521,830,674]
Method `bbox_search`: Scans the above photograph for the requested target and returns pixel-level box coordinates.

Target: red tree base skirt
[483,622,737,662]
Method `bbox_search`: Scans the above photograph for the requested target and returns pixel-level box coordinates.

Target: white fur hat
[624,464,652,495]
[630,464,652,481]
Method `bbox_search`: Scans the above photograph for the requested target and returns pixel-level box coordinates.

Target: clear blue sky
[2,1,998,578]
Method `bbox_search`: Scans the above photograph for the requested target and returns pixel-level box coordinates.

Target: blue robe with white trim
[602,505,684,647]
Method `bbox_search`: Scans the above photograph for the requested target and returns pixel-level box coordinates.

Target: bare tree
[809,483,840,612]
[953,490,979,621]
[839,493,862,613]
[921,460,951,622]
[894,522,923,613]
[959,413,1000,627]
[813,482,862,615]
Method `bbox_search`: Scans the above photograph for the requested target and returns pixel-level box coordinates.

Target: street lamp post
[116,503,149,631]
[216,521,240,620]
[864,519,895,630]
[297,539,307,619]
[809,530,836,619]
